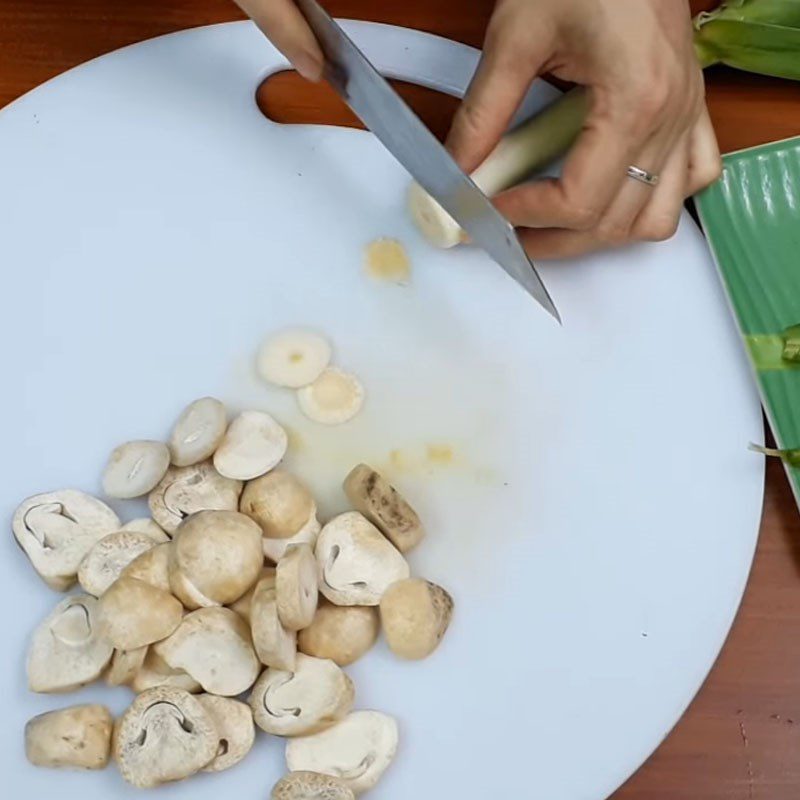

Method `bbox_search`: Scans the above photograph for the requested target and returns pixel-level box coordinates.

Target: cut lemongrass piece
[297,367,364,425]
[749,443,800,468]
[782,324,800,363]
[257,330,332,389]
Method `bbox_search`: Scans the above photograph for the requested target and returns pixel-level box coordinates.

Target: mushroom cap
[263,514,321,564]
[380,578,454,660]
[240,470,316,539]
[169,397,228,467]
[213,410,288,480]
[96,576,183,650]
[315,512,410,606]
[120,517,170,542]
[251,572,297,670]
[250,654,354,737]
[120,542,171,592]
[102,440,171,499]
[25,704,113,770]
[12,490,120,590]
[78,531,158,596]
[343,464,425,553]
[285,711,399,794]
[271,771,355,800]
[106,646,148,687]
[113,687,219,788]
[296,368,365,426]
[298,602,379,667]
[153,607,261,696]
[27,594,113,693]
[277,544,319,631]
[229,566,275,624]
[130,649,202,694]
[169,510,264,606]
[149,460,243,534]
[196,695,256,773]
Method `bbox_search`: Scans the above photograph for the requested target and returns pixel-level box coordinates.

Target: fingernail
[294,50,324,82]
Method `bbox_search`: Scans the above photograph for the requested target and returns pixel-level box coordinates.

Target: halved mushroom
[169,397,228,467]
[196,695,256,773]
[263,514,321,564]
[251,571,297,670]
[214,410,288,480]
[130,650,202,694]
[380,578,453,660]
[149,460,243,534]
[315,512,410,606]
[271,772,355,800]
[343,464,425,553]
[77,531,158,596]
[28,594,113,693]
[250,653,354,737]
[153,607,261,696]
[113,687,219,788]
[169,510,264,608]
[102,440,171,499]
[120,542,171,592]
[96,576,182,650]
[297,368,365,426]
[120,517,170,543]
[277,544,319,631]
[106,646,148,687]
[285,711,399,794]
[12,490,120,590]
[229,566,275,623]
[257,329,332,389]
[25,704,113,770]
[240,470,316,539]
[298,602,379,667]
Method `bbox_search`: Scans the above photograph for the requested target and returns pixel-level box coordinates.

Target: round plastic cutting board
[0,20,764,800]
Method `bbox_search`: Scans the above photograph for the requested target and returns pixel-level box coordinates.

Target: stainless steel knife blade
[294,0,560,321]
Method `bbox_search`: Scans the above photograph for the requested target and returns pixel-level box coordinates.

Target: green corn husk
[694,1,800,79]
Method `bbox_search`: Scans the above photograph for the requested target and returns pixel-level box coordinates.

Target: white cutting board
[0,20,764,800]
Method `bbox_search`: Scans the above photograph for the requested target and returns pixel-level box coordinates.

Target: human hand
[234,0,324,81]
[447,0,722,258]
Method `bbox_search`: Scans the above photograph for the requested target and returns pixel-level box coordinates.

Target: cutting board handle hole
[256,71,460,141]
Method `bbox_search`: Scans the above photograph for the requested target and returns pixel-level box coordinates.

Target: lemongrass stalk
[782,324,800,362]
[749,443,800,467]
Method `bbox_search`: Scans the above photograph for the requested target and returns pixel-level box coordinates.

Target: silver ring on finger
[627,165,660,187]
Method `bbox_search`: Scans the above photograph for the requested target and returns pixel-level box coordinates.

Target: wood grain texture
[2,1,799,798]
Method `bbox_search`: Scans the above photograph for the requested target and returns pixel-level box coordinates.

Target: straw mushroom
[169,397,227,467]
[130,650,202,694]
[298,602,379,667]
[77,531,158,596]
[12,490,120,590]
[250,654,354,737]
[229,567,274,623]
[196,695,255,773]
[106,646,148,687]
[277,544,318,631]
[113,687,219,788]
[149,461,243,534]
[271,772,355,800]
[315,512,409,606]
[214,411,288,480]
[154,608,260,696]
[120,517,170,542]
[120,542,171,592]
[27,594,113,693]
[96,576,182,650]
[250,572,297,670]
[168,510,264,608]
[297,368,364,426]
[380,578,454,660]
[240,470,316,539]
[25,704,113,770]
[263,514,321,564]
[343,464,425,553]
[285,711,399,794]
[257,329,332,389]
[102,440,170,499]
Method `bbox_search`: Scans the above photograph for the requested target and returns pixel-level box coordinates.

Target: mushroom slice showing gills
[257,329,332,389]
[78,531,158,596]
[250,653,354,737]
[316,512,409,606]
[149,460,243,534]
[214,410,288,480]
[298,602,379,667]
[169,396,228,467]
[154,607,260,697]
[106,646,148,687]
[113,687,219,788]
[297,368,364,426]
[277,544,319,631]
[102,440,171,499]
[286,711,399,794]
[240,469,316,540]
[12,490,120,591]
[272,771,355,800]
[25,704,113,770]
[251,572,297,670]
[196,695,255,773]
[28,594,113,693]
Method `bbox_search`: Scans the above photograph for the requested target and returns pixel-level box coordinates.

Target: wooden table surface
[2,1,799,797]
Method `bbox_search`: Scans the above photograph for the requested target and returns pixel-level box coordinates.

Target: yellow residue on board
[284,425,306,453]
[426,444,454,465]
[364,237,411,284]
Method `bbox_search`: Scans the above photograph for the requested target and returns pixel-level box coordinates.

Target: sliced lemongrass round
[297,368,364,426]
[257,330,332,389]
